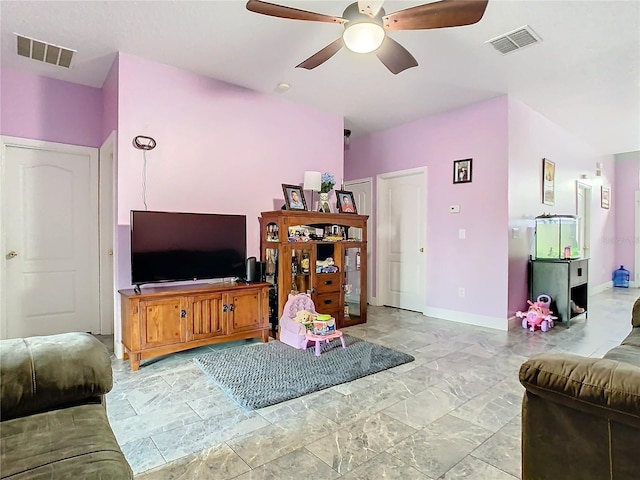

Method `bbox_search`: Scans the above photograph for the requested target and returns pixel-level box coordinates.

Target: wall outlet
[458,287,465,298]
[449,205,460,213]
[458,229,466,239]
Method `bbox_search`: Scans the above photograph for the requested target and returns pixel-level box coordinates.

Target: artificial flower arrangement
[320,172,335,193]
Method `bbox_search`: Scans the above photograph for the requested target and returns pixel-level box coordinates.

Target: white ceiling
[1,1,639,155]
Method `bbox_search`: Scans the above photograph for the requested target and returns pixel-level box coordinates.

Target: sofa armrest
[520,353,640,424]
[279,316,306,336]
[632,297,640,328]
[1,332,113,421]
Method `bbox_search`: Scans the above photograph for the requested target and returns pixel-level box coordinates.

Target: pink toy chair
[279,293,318,350]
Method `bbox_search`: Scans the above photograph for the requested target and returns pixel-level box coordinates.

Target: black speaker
[246,257,257,282]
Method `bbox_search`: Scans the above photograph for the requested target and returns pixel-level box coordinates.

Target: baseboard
[114,342,124,360]
[368,296,382,307]
[507,315,522,331]
[423,306,508,331]
[590,281,612,295]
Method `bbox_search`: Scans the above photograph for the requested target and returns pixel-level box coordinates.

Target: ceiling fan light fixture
[343,22,385,53]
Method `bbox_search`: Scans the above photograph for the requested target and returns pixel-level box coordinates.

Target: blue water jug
[612,266,630,288]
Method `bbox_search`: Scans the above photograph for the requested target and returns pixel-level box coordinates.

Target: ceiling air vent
[486,25,541,54]
[15,33,75,68]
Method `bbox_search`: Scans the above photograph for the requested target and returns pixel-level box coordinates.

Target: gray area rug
[193,335,414,410]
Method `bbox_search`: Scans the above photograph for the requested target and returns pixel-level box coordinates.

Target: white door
[575,181,591,259]
[2,138,99,338]
[378,168,427,312]
[344,178,373,304]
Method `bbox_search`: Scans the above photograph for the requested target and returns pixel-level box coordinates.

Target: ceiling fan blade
[383,0,489,31]
[358,0,385,18]
[375,36,418,75]
[296,38,345,70]
[246,0,346,24]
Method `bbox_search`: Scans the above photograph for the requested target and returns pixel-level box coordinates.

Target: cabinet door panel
[229,290,262,333]
[189,293,225,340]
[141,298,185,348]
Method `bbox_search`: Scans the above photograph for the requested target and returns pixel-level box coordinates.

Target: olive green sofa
[0,332,133,479]
[519,297,640,480]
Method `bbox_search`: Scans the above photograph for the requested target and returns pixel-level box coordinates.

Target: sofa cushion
[0,403,132,479]
[620,327,640,348]
[0,333,113,421]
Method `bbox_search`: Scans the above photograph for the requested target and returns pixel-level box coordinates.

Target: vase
[318,192,331,213]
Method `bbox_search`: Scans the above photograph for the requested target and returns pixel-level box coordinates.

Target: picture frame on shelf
[453,158,472,184]
[336,190,358,214]
[601,186,610,209]
[542,158,555,206]
[282,184,307,211]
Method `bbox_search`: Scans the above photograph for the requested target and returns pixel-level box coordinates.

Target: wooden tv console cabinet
[119,282,270,371]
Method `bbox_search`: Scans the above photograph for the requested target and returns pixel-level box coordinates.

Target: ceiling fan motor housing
[342,2,385,27]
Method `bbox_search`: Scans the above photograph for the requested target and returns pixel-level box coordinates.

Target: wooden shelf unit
[259,210,368,333]
[119,282,270,370]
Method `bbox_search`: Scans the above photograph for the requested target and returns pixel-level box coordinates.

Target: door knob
[6,251,18,259]
[419,248,424,253]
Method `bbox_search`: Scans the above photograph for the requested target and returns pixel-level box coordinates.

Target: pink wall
[614,151,640,281]
[507,98,616,314]
[115,53,344,288]
[102,57,119,143]
[345,97,510,325]
[0,68,103,147]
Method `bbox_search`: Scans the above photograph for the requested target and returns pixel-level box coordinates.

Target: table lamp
[303,171,321,211]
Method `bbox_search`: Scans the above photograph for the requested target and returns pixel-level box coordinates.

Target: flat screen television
[130,210,247,287]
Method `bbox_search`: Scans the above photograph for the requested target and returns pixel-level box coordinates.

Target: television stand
[119,281,270,370]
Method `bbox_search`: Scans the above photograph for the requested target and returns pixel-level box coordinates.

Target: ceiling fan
[246,0,489,74]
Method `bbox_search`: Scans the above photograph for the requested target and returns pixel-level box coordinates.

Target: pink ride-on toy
[516,294,557,332]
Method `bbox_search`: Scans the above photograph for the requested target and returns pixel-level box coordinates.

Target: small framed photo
[453,159,472,184]
[282,184,307,211]
[601,186,610,209]
[336,190,357,214]
[542,158,555,206]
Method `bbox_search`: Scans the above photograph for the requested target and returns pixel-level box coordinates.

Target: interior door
[344,178,373,304]
[378,169,427,312]
[2,140,99,338]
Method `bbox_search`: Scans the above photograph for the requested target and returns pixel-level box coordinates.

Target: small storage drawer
[315,273,341,293]
[570,260,588,287]
[315,292,341,311]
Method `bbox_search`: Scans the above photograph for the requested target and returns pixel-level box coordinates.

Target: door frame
[344,177,373,305]
[99,132,116,334]
[0,135,105,338]
[635,190,640,288]
[376,167,428,311]
[575,180,592,259]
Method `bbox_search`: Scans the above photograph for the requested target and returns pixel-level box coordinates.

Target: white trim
[0,135,100,338]
[575,180,592,260]
[424,306,508,331]
[635,190,640,287]
[589,281,612,296]
[344,177,373,305]
[114,342,124,359]
[508,315,522,331]
[376,167,428,311]
[99,132,116,335]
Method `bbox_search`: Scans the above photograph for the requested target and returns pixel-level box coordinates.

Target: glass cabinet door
[343,245,364,323]
[291,246,312,295]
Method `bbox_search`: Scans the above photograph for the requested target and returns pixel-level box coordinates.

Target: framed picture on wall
[282,184,307,211]
[601,186,610,209]
[453,158,472,184]
[542,158,555,206]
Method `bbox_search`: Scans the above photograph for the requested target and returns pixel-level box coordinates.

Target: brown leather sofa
[0,332,133,479]
[519,297,640,479]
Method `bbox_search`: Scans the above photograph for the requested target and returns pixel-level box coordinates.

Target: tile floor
[105,288,638,479]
